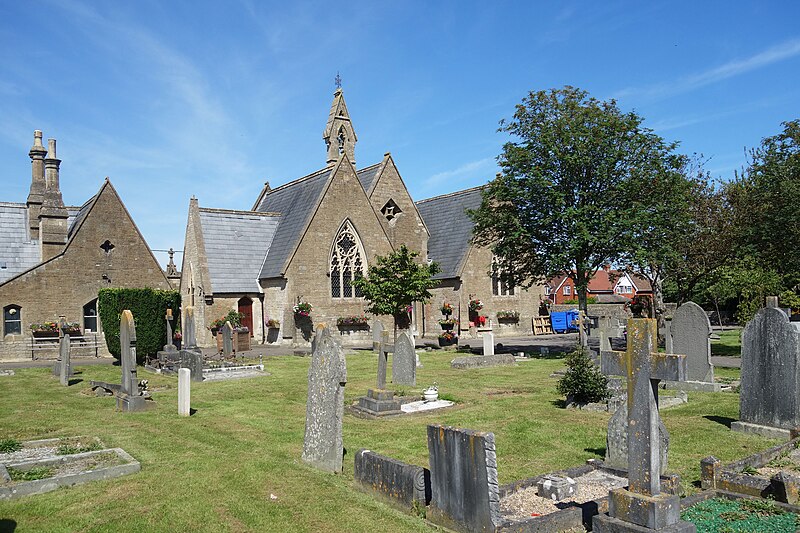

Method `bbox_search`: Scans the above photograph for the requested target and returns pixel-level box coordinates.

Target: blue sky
[1,1,799,268]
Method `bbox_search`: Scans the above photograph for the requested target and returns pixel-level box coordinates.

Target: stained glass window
[330,220,366,299]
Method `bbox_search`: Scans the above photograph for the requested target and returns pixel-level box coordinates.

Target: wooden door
[238,297,254,337]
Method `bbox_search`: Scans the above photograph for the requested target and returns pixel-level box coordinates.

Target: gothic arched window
[330,220,366,299]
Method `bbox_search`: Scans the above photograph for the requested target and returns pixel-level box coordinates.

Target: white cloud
[614,38,800,101]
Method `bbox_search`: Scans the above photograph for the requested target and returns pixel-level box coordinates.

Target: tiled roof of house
[255,167,333,279]
[416,187,484,279]
[0,202,40,284]
[199,208,280,293]
[546,269,653,293]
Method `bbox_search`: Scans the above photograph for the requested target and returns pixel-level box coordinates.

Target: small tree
[556,347,610,404]
[352,245,440,333]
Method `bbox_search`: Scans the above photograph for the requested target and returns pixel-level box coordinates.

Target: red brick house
[545,266,653,305]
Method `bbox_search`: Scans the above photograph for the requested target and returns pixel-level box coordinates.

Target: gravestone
[427,424,502,533]
[732,305,800,439]
[671,301,714,383]
[302,326,347,473]
[178,368,191,416]
[178,306,204,381]
[355,331,402,417]
[392,331,416,386]
[372,319,384,352]
[183,306,197,350]
[482,331,495,356]
[163,309,177,352]
[58,334,71,387]
[605,402,669,474]
[599,327,612,352]
[221,321,234,356]
[664,318,674,354]
[594,318,694,532]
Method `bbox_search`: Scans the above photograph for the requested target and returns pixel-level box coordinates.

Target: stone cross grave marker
[58,334,71,387]
[221,321,234,356]
[482,331,495,356]
[163,308,177,352]
[302,326,347,473]
[183,306,197,350]
[672,301,713,383]
[392,331,416,386]
[594,318,694,532]
[731,304,800,439]
[355,331,402,416]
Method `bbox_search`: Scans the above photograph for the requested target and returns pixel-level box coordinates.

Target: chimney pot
[47,139,57,159]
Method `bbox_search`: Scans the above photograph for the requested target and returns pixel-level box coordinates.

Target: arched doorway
[238,297,253,337]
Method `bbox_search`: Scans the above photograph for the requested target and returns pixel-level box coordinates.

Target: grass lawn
[711,329,742,357]
[0,349,777,532]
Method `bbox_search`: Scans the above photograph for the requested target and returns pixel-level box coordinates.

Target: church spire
[323,81,357,166]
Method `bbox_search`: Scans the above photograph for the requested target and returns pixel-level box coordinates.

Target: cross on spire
[334,72,342,89]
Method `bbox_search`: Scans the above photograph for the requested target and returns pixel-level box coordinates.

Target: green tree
[352,245,440,332]
[470,86,681,312]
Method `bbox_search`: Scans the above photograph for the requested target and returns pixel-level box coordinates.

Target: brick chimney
[26,130,47,240]
[39,138,69,260]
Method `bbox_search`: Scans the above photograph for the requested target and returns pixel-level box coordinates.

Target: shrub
[98,288,181,362]
[0,438,22,453]
[556,347,610,404]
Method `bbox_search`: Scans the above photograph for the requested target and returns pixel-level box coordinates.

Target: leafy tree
[352,245,440,332]
[470,86,682,313]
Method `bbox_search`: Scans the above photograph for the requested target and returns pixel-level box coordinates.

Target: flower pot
[423,389,439,402]
[440,323,454,331]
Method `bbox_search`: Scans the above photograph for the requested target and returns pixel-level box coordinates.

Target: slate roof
[67,196,96,238]
[416,187,484,279]
[255,167,332,279]
[198,208,281,293]
[0,202,40,284]
[356,163,381,194]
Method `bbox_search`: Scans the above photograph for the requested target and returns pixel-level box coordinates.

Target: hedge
[98,288,181,362]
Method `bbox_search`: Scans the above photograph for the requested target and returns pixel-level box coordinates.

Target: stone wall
[0,181,171,343]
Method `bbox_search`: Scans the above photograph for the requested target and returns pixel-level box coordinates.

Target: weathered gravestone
[594,318,694,532]
[52,318,73,378]
[392,331,416,386]
[427,424,502,533]
[354,449,430,509]
[605,402,669,474]
[163,309,177,352]
[221,321,234,356]
[482,331,495,356]
[90,310,150,412]
[372,319,384,352]
[355,331,402,417]
[664,318,674,355]
[731,302,800,439]
[302,326,347,473]
[177,306,204,382]
[58,334,71,386]
[669,301,715,387]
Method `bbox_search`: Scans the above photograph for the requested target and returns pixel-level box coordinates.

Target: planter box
[215,330,251,353]
[337,323,369,330]
[31,331,59,339]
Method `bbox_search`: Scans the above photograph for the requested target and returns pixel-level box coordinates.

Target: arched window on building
[491,258,516,296]
[3,305,22,336]
[83,300,98,333]
[330,220,366,299]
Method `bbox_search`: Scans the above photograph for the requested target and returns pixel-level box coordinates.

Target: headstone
[302,326,347,473]
[183,306,197,350]
[664,318,674,354]
[671,301,713,383]
[482,331,495,356]
[221,321,234,356]
[605,402,669,474]
[731,306,800,439]
[392,331,416,386]
[599,327,612,352]
[117,310,148,412]
[58,334,71,387]
[594,318,694,532]
[354,449,430,508]
[427,425,502,533]
[180,350,204,382]
[178,368,191,416]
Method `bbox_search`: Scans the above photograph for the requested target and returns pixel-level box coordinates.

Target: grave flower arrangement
[440,302,454,316]
[469,298,484,312]
[496,310,520,321]
[293,302,313,317]
[336,315,369,327]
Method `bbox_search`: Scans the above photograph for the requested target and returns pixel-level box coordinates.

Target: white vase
[423,389,438,402]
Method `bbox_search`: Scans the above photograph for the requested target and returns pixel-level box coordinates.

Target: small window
[380,199,402,222]
[83,299,98,333]
[544,286,551,295]
[3,305,22,335]
[563,285,571,296]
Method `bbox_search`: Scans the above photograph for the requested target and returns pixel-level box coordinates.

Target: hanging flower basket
[438,318,457,330]
[440,303,454,316]
[293,302,313,318]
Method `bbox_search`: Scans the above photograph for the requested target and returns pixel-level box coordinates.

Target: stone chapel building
[0,131,172,359]
[180,88,545,347]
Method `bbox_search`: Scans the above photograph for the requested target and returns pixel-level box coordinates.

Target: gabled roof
[67,195,96,238]
[198,208,280,293]
[416,186,484,279]
[255,167,333,278]
[356,163,381,194]
[546,269,654,294]
[0,202,40,283]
